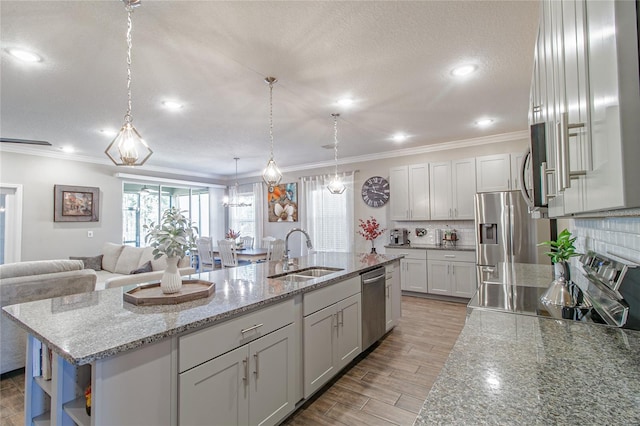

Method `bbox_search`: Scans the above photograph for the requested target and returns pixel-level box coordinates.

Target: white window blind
[301,172,354,253]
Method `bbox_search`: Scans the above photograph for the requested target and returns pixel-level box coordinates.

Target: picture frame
[267,182,298,222]
[54,185,100,222]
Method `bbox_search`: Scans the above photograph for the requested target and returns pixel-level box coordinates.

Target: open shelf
[32,411,51,426]
[63,397,91,426]
[34,376,53,397]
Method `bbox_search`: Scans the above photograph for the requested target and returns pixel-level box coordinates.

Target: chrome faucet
[284,228,313,270]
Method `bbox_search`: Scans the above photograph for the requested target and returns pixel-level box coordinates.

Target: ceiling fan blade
[0,138,52,146]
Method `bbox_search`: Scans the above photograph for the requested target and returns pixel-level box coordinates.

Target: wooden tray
[123,280,215,306]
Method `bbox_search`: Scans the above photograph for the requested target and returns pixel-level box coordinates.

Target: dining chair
[267,239,286,261]
[241,236,254,249]
[217,240,238,268]
[195,237,218,271]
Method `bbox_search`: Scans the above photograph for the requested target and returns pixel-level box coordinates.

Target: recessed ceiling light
[392,134,408,143]
[337,98,354,107]
[475,118,494,126]
[162,100,183,110]
[6,48,42,62]
[60,146,75,153]
[451,64,477,77]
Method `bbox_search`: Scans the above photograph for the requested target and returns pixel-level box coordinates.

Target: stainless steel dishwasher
[361,267,386,350]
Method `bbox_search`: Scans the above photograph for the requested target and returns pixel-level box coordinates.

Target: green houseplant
[537,228,581,306]
[144,207,198,294]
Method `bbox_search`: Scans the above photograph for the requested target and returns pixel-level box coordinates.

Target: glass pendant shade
[262,158,282,187]
[327,175,346,194]
[224,158,253,207]
[105,122,152,166]
[326,113,345,194]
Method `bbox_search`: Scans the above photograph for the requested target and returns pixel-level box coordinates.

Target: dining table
[210,247,269,263]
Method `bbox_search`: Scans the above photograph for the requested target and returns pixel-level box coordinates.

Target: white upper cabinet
[430,158,475,220]
[476,154,511,192]
[530,0,640,216]
[389,164,430,221]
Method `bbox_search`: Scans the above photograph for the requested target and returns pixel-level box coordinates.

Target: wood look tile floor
[0,296,466,426]
[283,296,467,426]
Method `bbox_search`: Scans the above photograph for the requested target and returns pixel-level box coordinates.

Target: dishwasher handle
[362,274,385,284]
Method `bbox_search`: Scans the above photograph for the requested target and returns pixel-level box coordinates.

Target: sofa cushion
[114,246,144,274]
[102,243,125,272]
[130,261,152,274]
[138,247,156,268]
[69,255,103,271]
[0,259,83,279]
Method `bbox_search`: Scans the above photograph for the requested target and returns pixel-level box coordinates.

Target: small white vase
[161,256,182,294]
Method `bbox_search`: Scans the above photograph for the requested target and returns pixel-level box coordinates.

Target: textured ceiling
[0,1,540,179]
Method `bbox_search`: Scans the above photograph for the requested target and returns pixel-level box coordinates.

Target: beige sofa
[0,259,97,374]
[93,243,195,290]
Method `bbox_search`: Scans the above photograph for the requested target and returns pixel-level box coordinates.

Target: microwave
[519,122,548,210]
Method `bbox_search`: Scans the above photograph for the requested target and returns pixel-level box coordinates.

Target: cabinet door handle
[540,161,556,205]
[452,265,455,275]
[386,285,390,298]
[241,323,263,334]
[560,112,588,183]
[447,264,450,274]
[253,353,259,378]
[338,309,344,327]
[333,313,338,328]
[243,357,249,384]
[454,208,458,218]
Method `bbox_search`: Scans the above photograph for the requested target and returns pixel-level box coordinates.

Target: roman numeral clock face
[361,176,390,207]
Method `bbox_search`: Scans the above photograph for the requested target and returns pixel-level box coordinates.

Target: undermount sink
[269,267,344,281]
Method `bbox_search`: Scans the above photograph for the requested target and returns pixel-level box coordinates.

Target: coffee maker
[389,228,409,246]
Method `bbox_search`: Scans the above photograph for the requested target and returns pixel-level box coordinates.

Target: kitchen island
[415,262,640,424]
[2,252,401,426]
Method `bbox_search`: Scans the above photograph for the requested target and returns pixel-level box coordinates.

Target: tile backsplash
[570,217,640,263]
[391,220,475,246]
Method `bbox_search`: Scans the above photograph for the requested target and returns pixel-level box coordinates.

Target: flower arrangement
[225,229,240,240]
[144,207,198,260]
[358,216,386,253]
[358,216,386,240]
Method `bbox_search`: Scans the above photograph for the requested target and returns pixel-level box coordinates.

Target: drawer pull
[241,323,264,334]
[444,255,456,258]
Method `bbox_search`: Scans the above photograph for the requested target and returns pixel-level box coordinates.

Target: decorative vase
[370,240,377,254]
[541,261,575,307]
[161,256,182,294]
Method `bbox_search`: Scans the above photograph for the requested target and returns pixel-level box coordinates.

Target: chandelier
[224,158,252,208]
[327,113,346,194]
[261,77,283,187]
[105,0,153,167]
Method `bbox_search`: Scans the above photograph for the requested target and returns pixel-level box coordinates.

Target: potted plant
[358,216,386,254]
[537,228,581,306]
[144,207,198,294]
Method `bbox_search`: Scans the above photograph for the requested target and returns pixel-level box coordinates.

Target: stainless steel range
[468,251,640,330]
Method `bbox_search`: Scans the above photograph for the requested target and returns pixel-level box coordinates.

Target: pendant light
[224,158,252,208]
[262,77,283,187]
[105,0,153,167]
[327,113,346,194]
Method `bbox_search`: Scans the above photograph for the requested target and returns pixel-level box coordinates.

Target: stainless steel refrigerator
[475,191,552,285]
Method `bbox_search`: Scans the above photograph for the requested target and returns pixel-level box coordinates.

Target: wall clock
[361,176,390,207]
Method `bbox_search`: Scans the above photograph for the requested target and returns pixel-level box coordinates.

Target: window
[301,173,354,253]
[228,187,255,240]
[122,183,210,247]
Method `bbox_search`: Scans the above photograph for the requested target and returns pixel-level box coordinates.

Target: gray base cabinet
[179,323,296,426]
[427,250,477,298]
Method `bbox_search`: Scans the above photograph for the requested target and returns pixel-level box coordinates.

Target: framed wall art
[54,185,100,222]
[267,182,298,222]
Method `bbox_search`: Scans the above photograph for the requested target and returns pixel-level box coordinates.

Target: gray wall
[0,152,222,261]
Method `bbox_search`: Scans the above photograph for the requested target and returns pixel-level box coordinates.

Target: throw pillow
[130,261,152,275]
[69,255,103,271]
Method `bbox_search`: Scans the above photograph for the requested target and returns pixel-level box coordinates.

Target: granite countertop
[2,252,400,366]
[385,244,476,252]
[415,309,640,425]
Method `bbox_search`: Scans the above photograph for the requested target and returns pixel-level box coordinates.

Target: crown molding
[238,129,530,178]
[2,129,528,180]
[0,144,224,180]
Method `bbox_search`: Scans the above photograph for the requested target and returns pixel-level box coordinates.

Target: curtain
[301,172,354,254]
[253,182,265,246]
